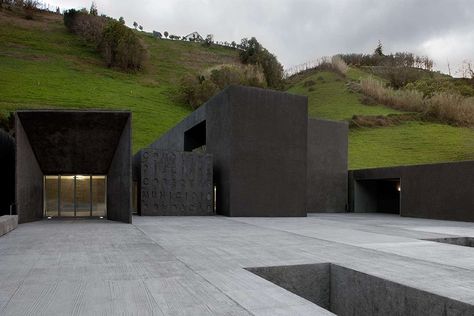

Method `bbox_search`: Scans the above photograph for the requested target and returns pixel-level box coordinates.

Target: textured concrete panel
[307,119,348,213]
[350,161,474,221]
[107,115,132,223]
[138,149,213,216]
[0,215,18,236]
[0,130,15,215]
[15,114,43,223]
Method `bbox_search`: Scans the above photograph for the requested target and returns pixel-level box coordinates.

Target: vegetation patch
[238,37,284,89]
[180,64,266,109]
[63,8,146,71]
[360,77,474,127]
[350,113,420,128]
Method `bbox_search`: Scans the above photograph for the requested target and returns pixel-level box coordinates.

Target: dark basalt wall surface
[137,149,213,216]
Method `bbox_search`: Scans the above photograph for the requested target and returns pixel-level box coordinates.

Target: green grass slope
[0,9,239,151]
[1,9,473,169]
[286,69,474,169]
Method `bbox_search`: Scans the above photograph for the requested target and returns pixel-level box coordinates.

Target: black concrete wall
[107,115,132,223]
[205,90,233,214]
[15,115,43,223]
[350,161,474,221]
[307,119,348,212]
[0,130,15,215]
[224,86,308,216]
[142,86,308,217]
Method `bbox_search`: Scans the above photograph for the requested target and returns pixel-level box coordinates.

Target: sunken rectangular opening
[424,237,474,248]
[246,263,473,315]
[354,178,401,214]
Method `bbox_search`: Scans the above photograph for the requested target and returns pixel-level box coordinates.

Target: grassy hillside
[1,8,473,169]
[0,9,238,152]
[287,69,474,169]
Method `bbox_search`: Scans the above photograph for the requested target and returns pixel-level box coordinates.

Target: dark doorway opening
[354,178,401,214]
[184,120,206,152]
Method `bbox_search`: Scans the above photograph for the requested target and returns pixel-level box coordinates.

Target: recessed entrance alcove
[15,110,132,223]
[246,263,474,315]
[354,178,401,214]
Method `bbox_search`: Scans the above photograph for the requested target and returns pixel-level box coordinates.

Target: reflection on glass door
[75,175,91,216]
[43,175,107,218]
[92,176,106,217]
[44,176,59,217]
[60,175,75,217]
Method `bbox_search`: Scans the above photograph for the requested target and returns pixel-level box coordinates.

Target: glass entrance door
[60,176,75,217]
[43,175,107,218]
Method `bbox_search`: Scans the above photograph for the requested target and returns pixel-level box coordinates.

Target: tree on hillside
[203,34,214,47]
[374,40,383,56]
[239,37,283,89]
[133,21,138,29]
[164,31,169,38]
[118,16,125,25]
[459,60,474,79]
[89,1,97,16]
[139,25,143,31]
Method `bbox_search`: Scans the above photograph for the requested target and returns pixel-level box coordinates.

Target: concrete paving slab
[1,214,474,315]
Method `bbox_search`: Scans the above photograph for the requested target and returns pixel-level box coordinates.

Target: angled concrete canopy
[15,110,132,223]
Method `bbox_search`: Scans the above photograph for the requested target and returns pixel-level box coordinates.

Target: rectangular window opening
[184,120,206,152]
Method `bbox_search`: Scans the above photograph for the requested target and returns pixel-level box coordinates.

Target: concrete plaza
[1,214,474,315]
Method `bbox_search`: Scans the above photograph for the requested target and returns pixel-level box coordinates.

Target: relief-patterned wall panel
[140,149,213,215]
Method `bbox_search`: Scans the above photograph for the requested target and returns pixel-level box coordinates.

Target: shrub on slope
[63,9,146,70]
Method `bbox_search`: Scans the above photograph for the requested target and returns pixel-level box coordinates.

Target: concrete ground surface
[0,213,474,315]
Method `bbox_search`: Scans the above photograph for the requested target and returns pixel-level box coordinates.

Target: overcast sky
[46,0,474,75]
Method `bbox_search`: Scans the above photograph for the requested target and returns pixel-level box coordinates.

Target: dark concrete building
[134,86,349,217]
[0,130,15,215]
[349,161,474,221]
[15,110,132,224]
[6,87,474,223]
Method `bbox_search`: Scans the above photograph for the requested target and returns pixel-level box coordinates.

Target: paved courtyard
[1,213,474,315]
